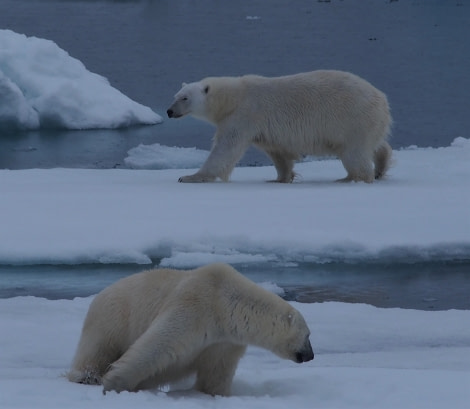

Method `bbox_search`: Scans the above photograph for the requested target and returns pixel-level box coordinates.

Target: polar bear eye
[182,97,188,101]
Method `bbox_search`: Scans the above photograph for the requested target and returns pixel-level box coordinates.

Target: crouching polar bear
[167,70,392,183]
[68,263,313,396]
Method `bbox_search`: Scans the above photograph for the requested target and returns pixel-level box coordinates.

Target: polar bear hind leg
[265,150,296,183]
[67,334,122,385]
[194,343,247,396]
[373,141,392,179]
[338,147,375,183]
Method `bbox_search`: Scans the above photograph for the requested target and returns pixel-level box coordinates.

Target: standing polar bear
[68,263,314,396]
[167,70,392,183]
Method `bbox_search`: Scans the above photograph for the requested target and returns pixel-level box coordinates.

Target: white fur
[167,70,392,183]
[68,263,313,396]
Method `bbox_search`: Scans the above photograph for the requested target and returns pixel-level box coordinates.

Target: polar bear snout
[294,339,314,363]
[167,108,178,118]
[167,97,190,118]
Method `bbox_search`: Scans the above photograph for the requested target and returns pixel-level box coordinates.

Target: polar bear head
[270,308,314,363]
[167,77,243,125]
[167,81,209,120]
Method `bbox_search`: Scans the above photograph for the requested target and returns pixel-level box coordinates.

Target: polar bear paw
[102,369,135,394]
[178,173,216,183]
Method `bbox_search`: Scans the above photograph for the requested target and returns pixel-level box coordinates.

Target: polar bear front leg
[194,343,247,396]
[178,128,250,183]
[102,317,201,393]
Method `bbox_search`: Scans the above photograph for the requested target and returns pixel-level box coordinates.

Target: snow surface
[1,296,469,409]
[0,139,469,408]
[0,138,468,267]
[0,29,162,130]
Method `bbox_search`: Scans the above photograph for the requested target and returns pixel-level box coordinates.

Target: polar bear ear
[182,82,187,87]
[287,313,295,326]
[203,85,210,94]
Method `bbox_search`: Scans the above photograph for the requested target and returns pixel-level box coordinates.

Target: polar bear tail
[374,141,392,180]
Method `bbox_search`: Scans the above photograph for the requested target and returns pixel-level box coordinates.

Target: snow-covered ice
[0,29,162,130]
[0,138,468,267]
[0,139,469,408]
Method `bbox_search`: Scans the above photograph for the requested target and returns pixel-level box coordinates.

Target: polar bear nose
[167,109,174,118]
[295,350,314,363]
[295,340,314,363]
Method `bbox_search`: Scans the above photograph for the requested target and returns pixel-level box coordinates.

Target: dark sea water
[0,0,469,309]
[1,260,469,311]
[1,0,469,168]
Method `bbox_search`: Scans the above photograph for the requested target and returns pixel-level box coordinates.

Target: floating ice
[0,29,162,130]
[125,143,209,170]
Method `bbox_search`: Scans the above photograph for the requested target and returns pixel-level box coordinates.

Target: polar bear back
[85,269,185,344]
[201,70,390,156]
